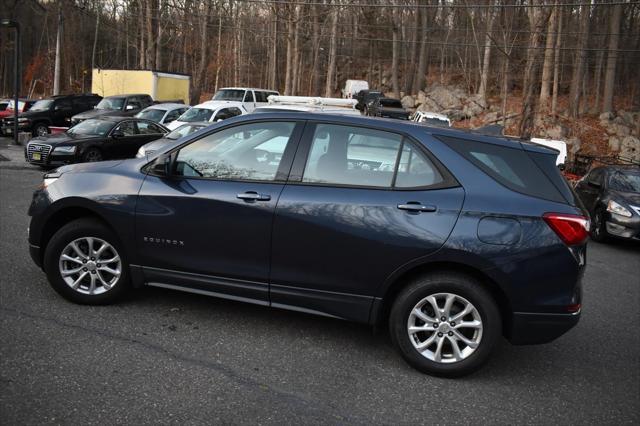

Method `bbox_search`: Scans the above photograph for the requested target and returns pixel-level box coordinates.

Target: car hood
[611,190,640,206]
[54,159,125,175]
[29,132,103,146]
[73,109,122,120]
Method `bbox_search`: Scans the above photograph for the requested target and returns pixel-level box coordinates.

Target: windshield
[421,117,449,127]
[177,108,214,122]
[380,99,402,108]
[30,100,54,111]
[67,119,114,137]
[166,124,207,140]
[609,171,640,193]
[136,108,166,122]
[213,89,245,101]
[96,97,125,110]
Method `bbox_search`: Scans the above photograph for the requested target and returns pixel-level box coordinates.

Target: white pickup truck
[411,111,452,128]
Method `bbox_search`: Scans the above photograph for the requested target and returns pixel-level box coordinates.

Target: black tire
[82,147,103,162]
[43,218,130,305]
[590,209,608,242]
[33,123,49,137]
[389,272,501,377]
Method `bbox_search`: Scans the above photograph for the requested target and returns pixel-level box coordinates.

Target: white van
[210,88,279,113]
[530,138,568,167]
[342,80,369,99]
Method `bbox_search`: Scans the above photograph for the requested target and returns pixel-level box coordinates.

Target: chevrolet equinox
[28,113,588,377]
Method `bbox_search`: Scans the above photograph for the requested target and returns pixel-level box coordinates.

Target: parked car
[575,165,640,242]
[136,122,211,159]
[254,95,361,116]
[412,111,452,128]
[342,79,369,99]
[71,94,153,125]
[367,97,410,120]
[28,113,588,377]
[210,87,279,113]
[354,90,382,113]
[135,103,190,126]
[2,94,101,137]
[0,98,37,119]
[530,138,568,167]
[24,116,167,167]
[166,101,245,130]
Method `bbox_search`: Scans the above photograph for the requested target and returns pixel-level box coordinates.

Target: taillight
[543,213,590,246]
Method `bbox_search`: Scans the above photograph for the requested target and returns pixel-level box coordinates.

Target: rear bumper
[507,311,581,345]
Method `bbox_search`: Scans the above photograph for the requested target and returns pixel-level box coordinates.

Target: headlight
[53,146,76,155]
[136,146,146,158]
[607,200,632,217]
[40,171,61,189]
[18,117,29,123]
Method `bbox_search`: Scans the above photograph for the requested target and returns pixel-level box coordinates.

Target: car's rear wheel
[33,123,49,137]
[591,209,608,242]
[83,147,103,162]
[389,272,501,377]
[44,218,130,304]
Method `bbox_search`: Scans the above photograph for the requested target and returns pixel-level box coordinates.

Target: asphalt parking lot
[1,139,639,424]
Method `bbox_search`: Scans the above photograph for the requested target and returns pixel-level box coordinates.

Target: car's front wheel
[44,218,130,304]
[389,272,501,377]
[33,123,49,137]
[82,147,103,162]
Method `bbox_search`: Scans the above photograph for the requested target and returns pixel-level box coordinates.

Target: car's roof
[218,87,278,92]
[597,165,640,173]
[105,94,150,99]
[84,116,155,123]
[226,111,558,155]
[144,103,187,110]
[255,105,361,116]
[194,100,245,110]
[417,111,450,120]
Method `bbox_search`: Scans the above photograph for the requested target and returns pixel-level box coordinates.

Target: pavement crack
[0,305,370,425]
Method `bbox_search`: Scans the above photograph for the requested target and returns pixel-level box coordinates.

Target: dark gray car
[71,94,153,125]
[135,122,212,159]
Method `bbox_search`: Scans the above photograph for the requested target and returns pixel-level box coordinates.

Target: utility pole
[53,8,63,95]
[92,9,101,72]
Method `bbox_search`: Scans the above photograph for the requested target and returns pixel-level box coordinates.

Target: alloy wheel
[58,237,122,295]
[36,125,48,136]
[407,293,483,363]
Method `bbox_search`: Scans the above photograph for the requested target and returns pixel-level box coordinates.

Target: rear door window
[302,124,402,188]
[437,135,567,203]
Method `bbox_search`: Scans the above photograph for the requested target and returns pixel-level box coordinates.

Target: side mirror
[125,104,135,111]
[111,130,125,138]
[151,153,173,176]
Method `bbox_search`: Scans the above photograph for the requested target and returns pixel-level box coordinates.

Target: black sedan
[24,117,168,167]
[575,165,640,242]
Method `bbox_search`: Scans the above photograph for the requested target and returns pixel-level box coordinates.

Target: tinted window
[137,108,166,122]
[113,121,137,136]
[438,135,566,203]
[243,91,255,103]
[302,124,402,188]
[588,168,604,185]
[179,108,214,122]
[213,89,245,101]
[396,144,443,188]
[214,108,236,121]
[97,97,125,110]
[380,99,402,108]
[175,122,296,181]
[137,121,165,134]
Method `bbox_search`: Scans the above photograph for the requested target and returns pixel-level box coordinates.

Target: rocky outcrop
[411,84,489,121]
[599,111,640,162]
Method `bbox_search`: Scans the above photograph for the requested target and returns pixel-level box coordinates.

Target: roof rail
[268,95,357,109]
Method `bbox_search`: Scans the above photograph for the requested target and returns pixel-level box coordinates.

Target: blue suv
[28,113,588,376]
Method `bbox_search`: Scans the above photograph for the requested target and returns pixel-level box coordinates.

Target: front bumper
[604,210,640,240]
[507,311,581,345]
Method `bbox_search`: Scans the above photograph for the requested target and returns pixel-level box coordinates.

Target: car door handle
[237,191,271,201]
[397,203,437,212]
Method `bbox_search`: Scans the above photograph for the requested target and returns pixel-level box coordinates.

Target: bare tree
[602,2,623,113]
[324,4,338,97]
[568,0,591,119]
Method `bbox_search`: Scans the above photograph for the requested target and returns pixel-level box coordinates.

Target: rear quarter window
[437,135,568,204]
